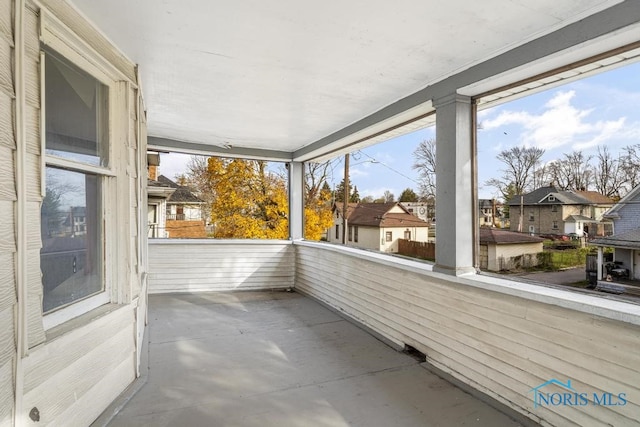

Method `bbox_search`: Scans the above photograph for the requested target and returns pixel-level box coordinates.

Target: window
[335,224,340,239]
[404,230,411,240]
[552,220,558,229]
[551,204,557,212]
[548,195,556,202]
[386,231,392,242]
[354,226,358,243]
[348,225,353,241]
[41,49,111,318]
[529,212,534,221]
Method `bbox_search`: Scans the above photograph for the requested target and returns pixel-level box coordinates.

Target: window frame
[40,39,119,330]
[385,231,393,242]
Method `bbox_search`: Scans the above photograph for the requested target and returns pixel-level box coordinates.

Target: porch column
[597,247,604,280]
[288,161,305,240]
[433,94,476,276]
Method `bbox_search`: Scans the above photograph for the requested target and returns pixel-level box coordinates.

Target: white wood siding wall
[149,241,295,293]
[23,2,45,349]
[295,242,640,427]
[22,305,136,426]
[0,1,147,425]
[0,0,16,424]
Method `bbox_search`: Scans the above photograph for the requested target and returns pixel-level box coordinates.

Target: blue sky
[160,60,640,201]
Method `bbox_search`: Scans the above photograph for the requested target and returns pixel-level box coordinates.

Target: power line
[356,151,421,186]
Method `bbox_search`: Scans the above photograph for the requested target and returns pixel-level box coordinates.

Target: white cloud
[349,167,370,178]
[481,90,627,150]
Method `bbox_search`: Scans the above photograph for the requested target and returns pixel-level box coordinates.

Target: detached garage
[479,228,544,272]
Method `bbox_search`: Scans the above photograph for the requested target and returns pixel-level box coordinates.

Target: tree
[398,188,418,202]
[412,138,436,200]
[383,190,395,203]
[620,143,640,192]
[207,158,288,239]
[334,178,360,203]
[304,184,333,240]
[547,151,593,191]
[350,186,361,203]
[485,146,545,200]
[180,156,216,224]
[360,195,374,203]
[304,162,334,240]
[593,145,625,198]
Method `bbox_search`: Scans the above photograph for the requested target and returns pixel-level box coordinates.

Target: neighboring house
[61,206,87,237]
[508,185,614,237]
[157,175,205,222]
[479,228,544,272]
[154,175,206,238]
[401,202,433,222]
[479,199,505,228]
[590,185,640,281]
[147,176,176,238]
[328,202,431,253]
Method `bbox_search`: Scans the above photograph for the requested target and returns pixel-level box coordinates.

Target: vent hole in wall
[403,344,426,362]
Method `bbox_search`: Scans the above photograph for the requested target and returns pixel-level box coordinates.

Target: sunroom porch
[95,239,640,427]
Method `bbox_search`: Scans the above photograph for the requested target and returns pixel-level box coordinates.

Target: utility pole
[342,153,349,244]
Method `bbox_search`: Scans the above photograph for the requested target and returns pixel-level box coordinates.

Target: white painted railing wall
[294,241,640,427]
[148,240,295,294]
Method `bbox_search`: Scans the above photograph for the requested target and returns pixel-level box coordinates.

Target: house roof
[147,178,176,199]
[479,228,544,245]
[333,202,359,219]
[590,228,640,250]
[603,184,640,219]
[566,214,596,223]
[339,202,429,228]
[157,175,204,204]
[575,190,616,204]
[508,186,613,206]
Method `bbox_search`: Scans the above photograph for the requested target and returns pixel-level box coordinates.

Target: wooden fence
[398,239,435,260]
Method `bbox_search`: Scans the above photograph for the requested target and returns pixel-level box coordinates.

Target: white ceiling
[68,0,627,159]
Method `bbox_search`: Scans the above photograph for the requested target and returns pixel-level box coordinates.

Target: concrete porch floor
[105,291,523,427]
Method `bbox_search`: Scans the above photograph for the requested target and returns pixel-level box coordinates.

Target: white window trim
[40,18,124,329]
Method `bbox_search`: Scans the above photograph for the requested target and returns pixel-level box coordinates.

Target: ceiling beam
[148,136,293,162]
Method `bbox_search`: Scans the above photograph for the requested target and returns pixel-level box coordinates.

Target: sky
[159,60,640,201]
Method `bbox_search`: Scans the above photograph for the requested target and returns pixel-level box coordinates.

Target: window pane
[45,51,109,166]
[41,167,103,312]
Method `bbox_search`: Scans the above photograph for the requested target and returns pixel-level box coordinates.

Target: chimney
[147,152,161,180]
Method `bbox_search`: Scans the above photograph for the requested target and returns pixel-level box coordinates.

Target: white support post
[288,162,305,240]
[433,93,476,276]
[597,247,604,280]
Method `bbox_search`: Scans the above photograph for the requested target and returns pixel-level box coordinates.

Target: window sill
[44,303,128,343]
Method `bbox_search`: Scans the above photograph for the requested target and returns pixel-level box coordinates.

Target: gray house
[591,185,640,281]
[508,185,613,237]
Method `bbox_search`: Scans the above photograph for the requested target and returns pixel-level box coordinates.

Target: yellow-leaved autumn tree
[208,158,289,239]
[304,162,334,241]
[304,183,333,240]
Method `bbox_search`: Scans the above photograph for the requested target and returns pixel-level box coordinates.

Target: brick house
[508,185,614,237]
